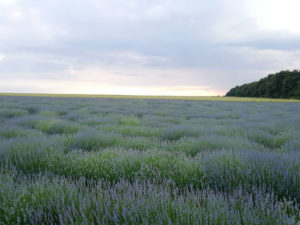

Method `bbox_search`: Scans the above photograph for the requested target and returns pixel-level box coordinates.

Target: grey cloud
[0,0,299,94]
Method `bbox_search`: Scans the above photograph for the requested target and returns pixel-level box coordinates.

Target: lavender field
[0,96,299,225]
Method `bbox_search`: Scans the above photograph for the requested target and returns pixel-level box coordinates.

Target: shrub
[65,129,121,151]
[35,119,80,135]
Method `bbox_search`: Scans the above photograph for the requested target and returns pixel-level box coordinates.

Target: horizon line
[1,93,299,103]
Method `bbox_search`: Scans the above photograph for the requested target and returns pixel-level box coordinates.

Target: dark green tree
[226,70,300,99]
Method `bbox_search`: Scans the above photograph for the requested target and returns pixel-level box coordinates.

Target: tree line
[226,70,300,99]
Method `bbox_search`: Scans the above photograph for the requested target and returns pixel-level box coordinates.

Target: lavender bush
[0,96,299,224]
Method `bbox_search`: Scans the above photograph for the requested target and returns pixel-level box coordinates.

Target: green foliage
[1,173,297,225]
[118,115,140,126]
[226,70,300,99]
[0,108,28,119]
[35,119,80,135]
[0,96,299,224]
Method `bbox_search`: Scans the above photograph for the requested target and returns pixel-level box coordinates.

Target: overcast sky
[0,0,300,95]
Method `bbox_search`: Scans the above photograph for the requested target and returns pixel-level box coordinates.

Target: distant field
[1,92,300,102]
[0,95,299,224]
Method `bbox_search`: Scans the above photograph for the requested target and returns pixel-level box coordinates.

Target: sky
[0,0,300,96]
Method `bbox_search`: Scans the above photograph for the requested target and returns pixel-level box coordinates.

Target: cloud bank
[0,0,299,95]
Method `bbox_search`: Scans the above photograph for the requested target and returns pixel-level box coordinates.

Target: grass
[1,172,298,225]
[1,92,300,102]
[0,95,299,224]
